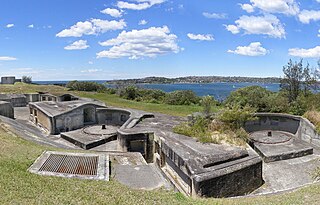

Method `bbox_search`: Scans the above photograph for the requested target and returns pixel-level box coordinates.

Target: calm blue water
[34,81,280,101]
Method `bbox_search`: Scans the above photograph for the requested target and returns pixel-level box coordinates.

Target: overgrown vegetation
[174,104,255,146]
[66,80,106,92]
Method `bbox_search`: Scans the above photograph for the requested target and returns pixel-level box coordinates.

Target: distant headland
[105,76,281,85]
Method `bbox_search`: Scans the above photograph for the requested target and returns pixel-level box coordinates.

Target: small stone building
[29,100,105,134]
[0,101,14,118]
[1,76,16,84]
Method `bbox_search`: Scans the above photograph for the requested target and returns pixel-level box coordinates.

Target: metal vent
[28,151,109,181]
[39,154,98,176]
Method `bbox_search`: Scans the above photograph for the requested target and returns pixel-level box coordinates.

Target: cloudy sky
[1,0,320,80]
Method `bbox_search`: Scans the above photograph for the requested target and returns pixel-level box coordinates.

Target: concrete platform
[113,164,170,190]
[250,131,313,163]
[61,125,118,150]
[251,154,320,195]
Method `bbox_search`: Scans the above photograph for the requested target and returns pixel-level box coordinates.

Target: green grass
[77,92,205,116]
[1,125,320,204]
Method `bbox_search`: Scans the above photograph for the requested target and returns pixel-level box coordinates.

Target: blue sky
[1,0,320,81]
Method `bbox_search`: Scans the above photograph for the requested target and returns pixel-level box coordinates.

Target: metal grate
[39,154,98,176]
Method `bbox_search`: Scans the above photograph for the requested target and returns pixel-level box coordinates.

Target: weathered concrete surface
[250,131,313,162]
[119,113,264,197]
[113,164,170,190]
[60,125,118,150]
[251,154,320,195]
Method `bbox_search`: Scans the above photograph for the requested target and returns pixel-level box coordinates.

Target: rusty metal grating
[28,151,109,181]
[39,154,98,176]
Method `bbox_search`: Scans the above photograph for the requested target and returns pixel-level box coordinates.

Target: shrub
[173,116,211,142]
[224,86,272,112]
[164,90,200,105]
[200,95,216,116]
[173,114,250,147]
[66,81,106,92]
[217,104,257,129]
[266,92,289,113]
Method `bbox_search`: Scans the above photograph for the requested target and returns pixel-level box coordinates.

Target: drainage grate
[39,154,98,176]
[28,151,109,181]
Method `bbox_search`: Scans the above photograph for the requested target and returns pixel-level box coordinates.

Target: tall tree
[280,59,315,103]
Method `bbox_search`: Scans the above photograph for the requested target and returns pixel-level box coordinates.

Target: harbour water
[34,81,280,101]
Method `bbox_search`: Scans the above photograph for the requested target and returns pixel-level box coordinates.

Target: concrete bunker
[245,113,318,162]
[29,101,105,134]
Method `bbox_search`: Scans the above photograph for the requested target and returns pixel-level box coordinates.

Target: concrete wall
[97,108,130,126]
[1,76,15,84]
[245,113,300,134]
[0,101,14,119]
[118,133,154,163]
[24,94,39,103]
[10,97,27,107]
[54,105,97,134]
[245,113,320,147]
[29,106,52,134]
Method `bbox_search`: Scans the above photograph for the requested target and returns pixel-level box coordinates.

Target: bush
[66,81,106,92]
[225,86,272,112]
[173,113,250,146]
[173,116,211,142]
[217,104,257,129]
[22,76,32,84]
[164,90,200,105]
[266,91,289,113]
[201,95,216,116]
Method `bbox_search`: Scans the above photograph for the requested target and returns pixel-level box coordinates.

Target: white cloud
[117,0,166,10]
[0,56,17,61]
[139,19,148,25]
[298,10,320,24]
[248,0,300,15]
[100,8,123,18]
[289,46,320,58]
[28,24,34,28]
[240,4,255,13]
[64,40,89,50]
[203,12,227,19]
[56,19,126,37]
[97,26,180,59]
[187,33,214,41]
[228,42,268,56]
[225,15,285,38]
[225,25,240,34]
[6,24,14,28]
[81,69,101,73]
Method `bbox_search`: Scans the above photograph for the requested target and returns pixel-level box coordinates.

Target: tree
[280,59,315,103]
[22,76,32,84]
